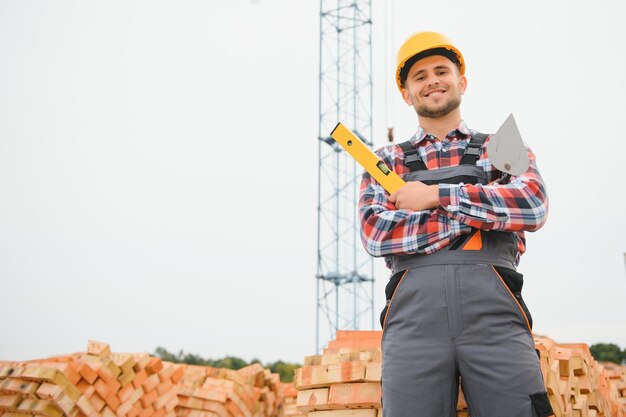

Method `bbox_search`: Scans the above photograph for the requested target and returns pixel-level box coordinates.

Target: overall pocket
[380,270,408,330]
[493,265,534,331]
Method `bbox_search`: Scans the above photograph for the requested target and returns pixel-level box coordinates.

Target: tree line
[153,347,301,383]
[590,343,626,365]
[154,343,624,384]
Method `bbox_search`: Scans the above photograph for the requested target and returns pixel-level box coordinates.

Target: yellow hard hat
[395,31,465,91]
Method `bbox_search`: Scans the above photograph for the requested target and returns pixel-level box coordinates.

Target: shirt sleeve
[359,168,471,258]
[438,145,548,232]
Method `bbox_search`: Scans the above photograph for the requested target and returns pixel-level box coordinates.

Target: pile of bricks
[278,385,298,417]
[535,337,626,417]
[294,331,382,417]
[293,331,626,417]
[176,362,285,417]
[0,341,301,417]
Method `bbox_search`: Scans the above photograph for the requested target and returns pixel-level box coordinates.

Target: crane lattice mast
[316,0,375,353]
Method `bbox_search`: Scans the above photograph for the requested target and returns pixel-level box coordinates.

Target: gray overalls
[380,134,554,417]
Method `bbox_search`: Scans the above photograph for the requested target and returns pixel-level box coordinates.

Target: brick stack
[293,331,626,417]
[0,340,184,417]
[535,337,626,417]
[175,362,286,417]
[294,331,383,417]
[0,341,293,417]
[277,383,300,417]
[602,362,626,414]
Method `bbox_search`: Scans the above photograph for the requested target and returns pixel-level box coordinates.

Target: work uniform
[358,122,554,417]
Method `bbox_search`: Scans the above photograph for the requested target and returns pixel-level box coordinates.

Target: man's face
[401,54,467,118]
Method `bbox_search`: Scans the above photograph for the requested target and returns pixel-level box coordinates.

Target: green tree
[589,343,624,364]
[267,360,300,383]
[153,347,301,382]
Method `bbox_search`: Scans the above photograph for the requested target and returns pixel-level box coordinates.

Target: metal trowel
[487,113,530,176]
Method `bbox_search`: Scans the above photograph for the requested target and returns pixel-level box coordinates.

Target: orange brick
[0,394,21,410]
[51,390,79,416]
[129,387,144,404]
[93,378,110,399]
[89,392,106,412]
[226,400,244,417]
[87,341,111,358]
[282,384,298,398]
[110,354,136,375]
[116,399,134,417]
[178,395,203,409]
[104,391,120,411]
[178,385,195,398]
[295,362,366,390]
[296,388,330,412]
[141,374,160,393]
[132,354,151,372]
[156,380,173,396]
[327,382,381,408]
[75,395,96,416]
[327,337,382,350]
[101,405,116,417]
[171,366,185,384]
[127,400,142,417]
[165,395,178,412]
[155,388,176,410]
[77,363,98,385]
[194,387,228,403]
[35,382,62,399]
[106,378,121,396]
[153,408,167,417]
[41,362,81,387]
[17,398,63,417]
[138,404,154,417]
[176,409,192,417]
[365,362,381,382]
[140,389,158,408]
[117,383,135,403]
[158,363,175,382]
[133,370,147,390]
[76,380,95,397]
[225,392,250,417]
[118,369,136,387]
[1,378,40,395]
[146,358,163,375]
[97,366,118,385]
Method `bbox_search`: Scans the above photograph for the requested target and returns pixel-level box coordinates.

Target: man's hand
[388,182,440,211]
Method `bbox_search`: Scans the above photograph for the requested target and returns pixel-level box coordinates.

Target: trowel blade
[486,113,530,176]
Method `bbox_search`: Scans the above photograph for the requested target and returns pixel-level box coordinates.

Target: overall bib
[380,135,553,417]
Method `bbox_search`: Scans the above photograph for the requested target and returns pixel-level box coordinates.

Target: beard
[416,94,462,118]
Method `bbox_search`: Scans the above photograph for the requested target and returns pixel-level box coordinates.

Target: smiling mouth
[424,89,446,98]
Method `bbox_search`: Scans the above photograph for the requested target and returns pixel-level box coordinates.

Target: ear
[401,88,413,106]
[459,74,467,95]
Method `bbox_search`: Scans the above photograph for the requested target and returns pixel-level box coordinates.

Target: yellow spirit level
[330,122,406,194]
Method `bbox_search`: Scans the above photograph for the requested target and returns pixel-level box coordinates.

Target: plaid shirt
[359,120,548,267]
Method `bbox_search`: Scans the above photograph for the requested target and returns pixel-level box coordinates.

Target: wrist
[430,185,440,208]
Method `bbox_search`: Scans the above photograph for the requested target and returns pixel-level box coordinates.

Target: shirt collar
[412,120,472,145]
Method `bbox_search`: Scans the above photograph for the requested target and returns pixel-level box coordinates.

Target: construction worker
[359,32,554,417]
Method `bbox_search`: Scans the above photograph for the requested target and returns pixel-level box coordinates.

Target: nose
[425,72,440,86]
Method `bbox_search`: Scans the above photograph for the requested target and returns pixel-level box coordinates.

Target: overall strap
[459,132,488,165]
[399,132,488,172]
[398,140,427,172]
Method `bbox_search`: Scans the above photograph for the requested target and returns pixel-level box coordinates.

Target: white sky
[1,0,625,363]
